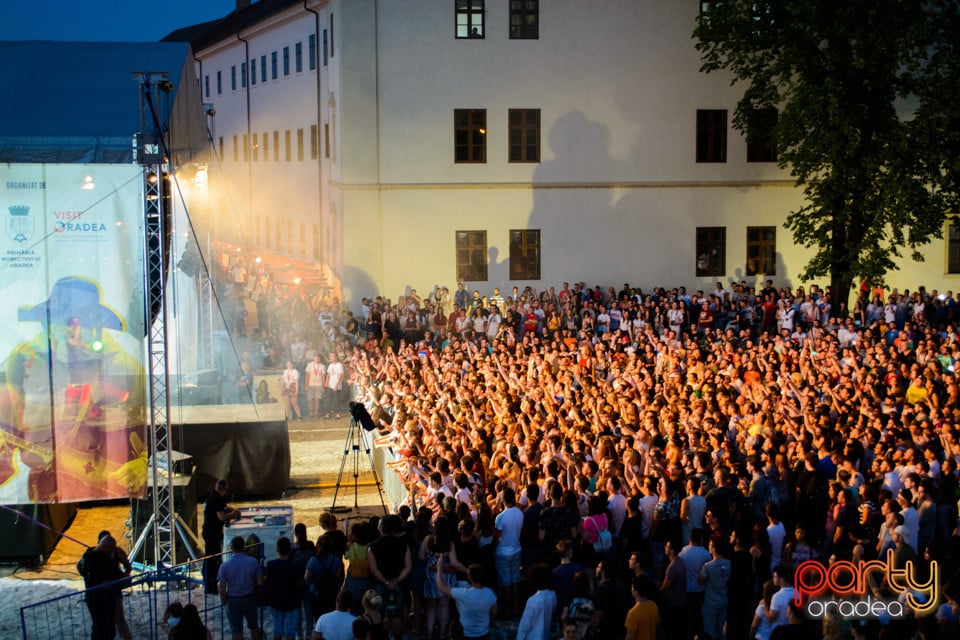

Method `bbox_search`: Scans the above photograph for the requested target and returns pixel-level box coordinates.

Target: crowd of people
[209,270,960,639]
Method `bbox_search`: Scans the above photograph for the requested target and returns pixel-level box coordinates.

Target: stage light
[90,340,104,352]
[81,175,95,190]
[147,172,158,185]
[349,402,378,432]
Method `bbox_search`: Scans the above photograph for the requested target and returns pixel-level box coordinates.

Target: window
[295,42,303,73]
[324,124,330,158]
[255,216,261,246]
[204,75,209,97]
[271,51,278,79]
[309,34,317,70]
[287,220,294,254]
[696,109,727,162]
[323,30,328,66]
[242,134,248,161]
[233,135,238,161]
[297,128,304,161]
[231,65,236,91]
[510,229,541,280]
[949,220,960,273]
[274,131,280,161]
[283,46,290,76]
[330,14,335,57]
[252,133,258,161]
[509,0,538,39]
[285,130,292,161]
[218,136,223,159]
[454,109,486,163]
[261,55,267,82]
[696,227,726,277]
[509,109,540,163]
[264,217,270,248]
[216,70,222,95]
[251,59,257,84]
[746,107,777,163]
[456,230,488,281]
[276,219,282,251]
[746,226,776,275]
[241,61,247,88]
[311,124,319,159]
[457,1,485,38]
[262,131,269,161]
[299,222,306,256]
[313,224,320,259]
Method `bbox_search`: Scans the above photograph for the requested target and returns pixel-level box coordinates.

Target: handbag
[586,516,613,553]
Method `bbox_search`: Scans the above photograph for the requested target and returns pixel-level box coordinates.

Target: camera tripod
[328,416,388,515]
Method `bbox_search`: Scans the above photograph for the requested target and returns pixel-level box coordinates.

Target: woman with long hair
[420,516,467,640]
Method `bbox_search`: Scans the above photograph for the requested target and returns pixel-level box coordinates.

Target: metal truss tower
[132,71,177,567]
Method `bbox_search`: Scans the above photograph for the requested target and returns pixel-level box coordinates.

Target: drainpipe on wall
[304,0,325,278]
[236,32,253,245]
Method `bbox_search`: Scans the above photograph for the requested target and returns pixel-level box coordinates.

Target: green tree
[694,0,960,306]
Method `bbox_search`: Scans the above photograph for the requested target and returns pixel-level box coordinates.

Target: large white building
[171,0,958,304]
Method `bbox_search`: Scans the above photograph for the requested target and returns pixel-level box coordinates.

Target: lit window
[454,109,486,163]
[456,0,485,39]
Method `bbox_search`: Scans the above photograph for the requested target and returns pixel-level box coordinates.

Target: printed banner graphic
[0,164,148,504]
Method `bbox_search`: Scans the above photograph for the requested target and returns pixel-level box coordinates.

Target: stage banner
[0,164,148,504]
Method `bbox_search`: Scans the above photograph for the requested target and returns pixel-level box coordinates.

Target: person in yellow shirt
[624,574,658,640]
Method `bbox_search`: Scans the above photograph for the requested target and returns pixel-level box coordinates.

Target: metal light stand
[328,417,388,515]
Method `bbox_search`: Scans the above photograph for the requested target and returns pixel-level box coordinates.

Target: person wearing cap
[891,524,917,569]
[1,275,146,503]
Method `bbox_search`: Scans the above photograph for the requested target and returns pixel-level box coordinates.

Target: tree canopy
[694,0,960,305]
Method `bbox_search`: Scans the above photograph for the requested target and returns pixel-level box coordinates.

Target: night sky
[0,0,238,42]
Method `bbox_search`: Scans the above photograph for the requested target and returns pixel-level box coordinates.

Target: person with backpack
[305,530,346,620]
[343,521,373,615]
[560,571,596,640]
[77,534,124,640]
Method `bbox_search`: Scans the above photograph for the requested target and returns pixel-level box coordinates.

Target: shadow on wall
[526,110,794,291]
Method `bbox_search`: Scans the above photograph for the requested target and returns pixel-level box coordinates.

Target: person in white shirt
[765,504,786,576]
[678,528,712,639]
[312,590,355,640]
[606,477,627,536]
[305,354,326,418]
[281,361,302,421]
[765,566,795,631]
[325,352,345,418]
[516,563,556,640]
[494,487,525,618]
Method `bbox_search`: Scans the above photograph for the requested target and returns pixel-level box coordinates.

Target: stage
[169,404,289,496]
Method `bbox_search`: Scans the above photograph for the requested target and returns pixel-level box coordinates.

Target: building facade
[180,0,958,304]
